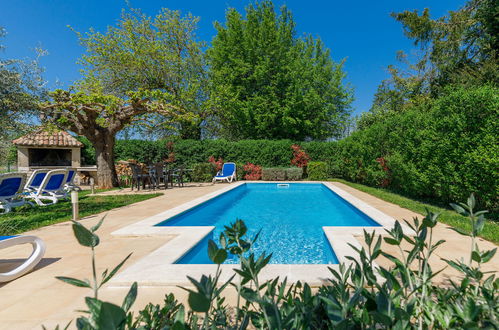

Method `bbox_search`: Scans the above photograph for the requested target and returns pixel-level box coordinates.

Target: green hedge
[81,85,497,212]
[330,85,499,213]
[113,139,337,168]
[307,161,328,180]
[191,163,215,182]
[261,167,303,181]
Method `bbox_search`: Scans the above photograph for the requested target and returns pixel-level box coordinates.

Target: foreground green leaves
[52,194,498,329]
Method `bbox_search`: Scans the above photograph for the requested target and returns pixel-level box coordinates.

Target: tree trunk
[93,133,119,188]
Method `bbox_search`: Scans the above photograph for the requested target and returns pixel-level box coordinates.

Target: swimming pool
[156,183,380,264]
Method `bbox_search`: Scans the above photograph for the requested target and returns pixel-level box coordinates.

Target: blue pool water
[156,183,380,264]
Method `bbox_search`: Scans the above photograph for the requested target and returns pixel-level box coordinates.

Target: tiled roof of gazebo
[12,130,83,148]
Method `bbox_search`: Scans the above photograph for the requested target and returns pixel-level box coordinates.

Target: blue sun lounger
[0,173,31,214]
[24,169,50,193]
[0,235,46,282]
[26,169,69,206]
[212,162,237,183]
[64,168,80,191]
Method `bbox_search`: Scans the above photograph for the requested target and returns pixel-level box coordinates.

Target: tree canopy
[41,9,203,187]
[358,0,498,129]
[207,1,352,141]
[74,8,207,139]
[394,0,498,89]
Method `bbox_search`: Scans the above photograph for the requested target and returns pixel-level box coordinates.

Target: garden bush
[113,139,336,168]
[191,163,214,182]
[332,85,498,213]
[55,194,498,329]
[285,167,303,180]
[306,161,329,180]
[243,162,262,180]
[235,162,245,180]
[262,167,287,181]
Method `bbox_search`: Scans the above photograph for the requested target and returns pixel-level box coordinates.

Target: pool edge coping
[109,181,414,287]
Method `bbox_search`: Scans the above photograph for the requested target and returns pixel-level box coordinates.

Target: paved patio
[0,182,497,329]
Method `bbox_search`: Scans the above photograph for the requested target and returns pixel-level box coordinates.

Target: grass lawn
[332,179,499,244]
[0,190,161,235]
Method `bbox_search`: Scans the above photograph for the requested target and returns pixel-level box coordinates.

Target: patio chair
[0,235,46,282]
[26,169,69,206]
[24,169,50,193]
[150,163,167,190]
[212,162,237,183]
[129,163,150,191]
[0,173,31,214]
[172,168,185,187]
[63,168,80,191]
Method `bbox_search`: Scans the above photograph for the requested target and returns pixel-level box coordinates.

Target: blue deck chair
[0,173,31,214]
[26,169,68,206]
[64,168,80,191]
[24,169,49,193]
[0,235,46,282]
[212,162,237,183]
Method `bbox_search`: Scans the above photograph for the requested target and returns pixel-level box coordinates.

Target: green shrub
[113,139,338,167]
[235,162,245,180]
[262,167,286,181]
[191,163,214,182]
[307,161,329,180]
[331,85,498,213]
[285,167,303,180]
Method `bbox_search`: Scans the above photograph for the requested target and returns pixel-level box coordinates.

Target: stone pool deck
[0,182,497,329]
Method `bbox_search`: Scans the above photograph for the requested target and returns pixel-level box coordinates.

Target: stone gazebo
[13,130,98,184]
[13,130,83,172]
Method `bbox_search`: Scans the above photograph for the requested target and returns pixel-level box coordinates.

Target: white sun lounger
[26,169,69,206]
[24,169,50,193]
[0,235,46,282]
[63,168,80,191]
[0,173,31,214]
[213,162,237,183]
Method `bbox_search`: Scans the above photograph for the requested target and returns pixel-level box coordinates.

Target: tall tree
[207,1,352,140]
[42,89,190,187]
[393,0,498,90]
[74,8,207,139]
[358,0,498,130]
[42,8,203,187]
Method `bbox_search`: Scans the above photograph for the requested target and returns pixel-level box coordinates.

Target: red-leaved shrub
[290,144,310,168]
[243,163,262,180]
[208,156,224,172]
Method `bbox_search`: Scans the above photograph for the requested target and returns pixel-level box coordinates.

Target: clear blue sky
[1,0,463,115]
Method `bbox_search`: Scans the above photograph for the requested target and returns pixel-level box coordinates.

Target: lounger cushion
[0,178,22,197]
[31,172,47,188]
[0,236,17,241]
[219,163,235,176]
[45,174,66,191]
[66,170,75,183]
